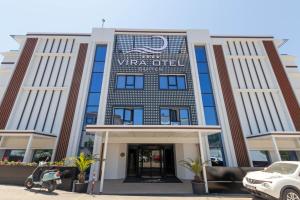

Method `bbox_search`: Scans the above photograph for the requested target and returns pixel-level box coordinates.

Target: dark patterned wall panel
[0,38,38,129]
[105,34,198,125]
[55,43,88,161]
[263,41,300,131]
[213,45,250,167]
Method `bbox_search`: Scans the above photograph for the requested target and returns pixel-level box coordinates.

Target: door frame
[126,144,175,178]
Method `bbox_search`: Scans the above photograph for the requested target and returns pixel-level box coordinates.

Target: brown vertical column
[213,45,250,167]
[55,43,88,161]
[0,38,38,129]
[263,41,300,131]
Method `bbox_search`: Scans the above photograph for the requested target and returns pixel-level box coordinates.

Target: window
[195,46,219,125]
[2,150,25,162]
[113,108,144,125]
[159,75,186,90]
[87,93,100,106]
[85,106,99,125]
[204,107,218,125]
[116,75,144,89]
[79,45,107,155]
[195,47,225,165]
[280,151,300,161]
[250,150,271,167]
[32,150,52,163]
[160,108,190,125]
[208,133,226,166]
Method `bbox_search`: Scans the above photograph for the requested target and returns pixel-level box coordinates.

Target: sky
[0,0,299,64]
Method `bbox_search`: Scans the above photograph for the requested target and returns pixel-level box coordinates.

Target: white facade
[0,29,300,192]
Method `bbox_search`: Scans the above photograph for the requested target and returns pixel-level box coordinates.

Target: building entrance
[127,144,175,179]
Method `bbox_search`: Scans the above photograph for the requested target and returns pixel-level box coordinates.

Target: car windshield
[264,163,298,175]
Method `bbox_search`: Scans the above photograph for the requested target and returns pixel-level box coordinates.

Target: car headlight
[261,182,272,189]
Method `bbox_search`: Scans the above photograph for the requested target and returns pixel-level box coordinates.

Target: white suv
[243,161,300,200]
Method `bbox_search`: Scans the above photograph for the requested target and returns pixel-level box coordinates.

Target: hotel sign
[116,35,185,69]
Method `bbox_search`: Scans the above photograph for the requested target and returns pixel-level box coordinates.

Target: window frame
[195,46,219,125]
[112,107,144,125]
[115,74,144,89]
[159,107,191,125]
[159,74,187,90]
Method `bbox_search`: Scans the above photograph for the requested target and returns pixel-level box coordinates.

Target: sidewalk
[0,185,254,200]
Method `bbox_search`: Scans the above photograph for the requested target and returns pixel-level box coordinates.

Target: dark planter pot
[191,181,206,195]
[74,182,88,193]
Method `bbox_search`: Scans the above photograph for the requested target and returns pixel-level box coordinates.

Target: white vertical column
[271,136,281,161]
[204,135,212,166]
[198,131,209,193]
[0,136,5,147]
[23,135,33,163]
[99,131,109,193]
[89,134,103,181]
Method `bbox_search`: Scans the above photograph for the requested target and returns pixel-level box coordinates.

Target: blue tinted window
[160,109,170,125]
[87,93,100,106]
[95,46,107,62]
[177,76,186,89]
[124,109,132,123]
[113,108,144,125]
[168,76,176,86]
[160,75,186,90]
[85,106,99,125]
[195,47,207,62]
[86,106,99,113]
[134,109,143,125]
[180,109,189,125]
[199,74,212,93]
[116,75,144,89]
[202,94,215,107]
[160,76,168,89]
[90,73,103,92]
[204,107,219,125]
[93,62,105,73]
[160,108,190,125]
[197,62,209,74]
[135,76,144,89]
[79,45,106,155]
[116,75,126,88]
[126,76,134,88]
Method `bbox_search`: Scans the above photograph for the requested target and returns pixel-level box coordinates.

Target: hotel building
[0,28,299,192]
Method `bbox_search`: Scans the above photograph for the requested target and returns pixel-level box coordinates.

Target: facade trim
[0,38,38,129]
[213,45,250,167]
[263,41,300,131]
[54,43,88,161]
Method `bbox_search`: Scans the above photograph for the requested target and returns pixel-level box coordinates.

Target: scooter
[24,158,62,192]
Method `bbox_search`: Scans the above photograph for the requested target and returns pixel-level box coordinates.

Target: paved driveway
[0,185,255,200]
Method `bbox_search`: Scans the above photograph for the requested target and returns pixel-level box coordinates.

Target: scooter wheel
[25,179,33,189]
[47,181,56,193]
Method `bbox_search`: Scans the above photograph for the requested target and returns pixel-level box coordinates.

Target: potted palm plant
[74,153,95,193]
[179,158,206,194]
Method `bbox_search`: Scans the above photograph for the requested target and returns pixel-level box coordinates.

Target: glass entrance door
[127,144,175,179]
[141,149,162,178]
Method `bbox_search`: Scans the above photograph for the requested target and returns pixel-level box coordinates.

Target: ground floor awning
[246,132,300,162]
[86,125,221,194]
[86,125,221,143]
[0,130,56,162]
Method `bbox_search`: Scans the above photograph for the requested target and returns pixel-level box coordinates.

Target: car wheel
[24,179,33,189]
[282,189,300,200]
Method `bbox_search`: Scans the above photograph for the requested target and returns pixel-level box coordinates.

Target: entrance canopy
[0,130,57,162]
[247,132,300,162]
[86,125,221,143]
[86,125,221,194]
